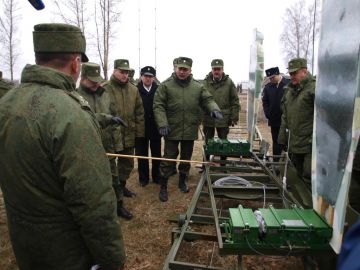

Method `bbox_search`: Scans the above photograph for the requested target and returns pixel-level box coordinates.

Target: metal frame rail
[161,140,330,270]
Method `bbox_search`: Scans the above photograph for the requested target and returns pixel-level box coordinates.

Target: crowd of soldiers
[0,22,358,270]
[0,23,240,270]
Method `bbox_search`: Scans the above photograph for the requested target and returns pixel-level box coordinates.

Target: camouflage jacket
[77,84,122,152]
[154,73,220,140]
[105,75,144,149]
[0,78,13,99]
[201,72,240,127]
[278,73,316,153]
[0,64,126,270]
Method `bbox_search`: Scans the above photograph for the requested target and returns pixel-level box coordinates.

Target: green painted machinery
[203,138,251,157]
[222,205,332,252]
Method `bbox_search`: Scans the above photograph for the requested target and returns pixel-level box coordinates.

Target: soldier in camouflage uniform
[202,59,240,162]
[0,24,126,270]
[278,58,316,190]
[77,62,133,220]
[154,56,222,202]
[104,59,145,209]
[0,71,13,99]
[128,68,138,84]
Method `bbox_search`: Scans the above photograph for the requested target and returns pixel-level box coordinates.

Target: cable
[245,236,265,256]
[213,176,252,187]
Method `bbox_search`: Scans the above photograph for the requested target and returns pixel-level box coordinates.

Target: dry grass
[0,94,304,269]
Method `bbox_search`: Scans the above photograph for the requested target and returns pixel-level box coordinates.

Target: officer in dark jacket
[135,66,162,186]
[262,67,289,162]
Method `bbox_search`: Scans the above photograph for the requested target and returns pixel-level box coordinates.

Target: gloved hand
[230,120,237,127]
[158,126,171,136]
[110,116,128,127]
[211,110,223,119]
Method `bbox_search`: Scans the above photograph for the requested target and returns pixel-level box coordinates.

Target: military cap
[211,59,224,68]
[265,67,280,77]
[114,59,131,71]
[177,56,192,69]
[129,68,135,78]
[33,23,88,62]
[287,58,307,73]
[140,66,156,77]
[81,62,103,83]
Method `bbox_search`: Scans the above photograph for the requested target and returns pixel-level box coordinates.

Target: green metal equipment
[204,138,251,157]
[223,205,332,252]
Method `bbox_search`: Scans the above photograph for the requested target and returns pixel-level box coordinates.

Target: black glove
[211,110,223,119]
[158,126,171,136]
[110,116,128,127]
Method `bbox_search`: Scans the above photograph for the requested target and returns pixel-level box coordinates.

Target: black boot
[179,173,189,193]
[123,186,136,198]
[159,177,168,202]
[117,201,133,220]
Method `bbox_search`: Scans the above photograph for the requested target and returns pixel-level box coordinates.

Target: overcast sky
[1,0,317,82]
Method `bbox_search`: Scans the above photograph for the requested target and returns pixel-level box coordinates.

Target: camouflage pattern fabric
[278,73,316,153]
[105,75,144,149]
[0,64,126,270]
[77,84,122,153]
[0,79,13,99]
[201,72,240,127]
[153,73,220,140]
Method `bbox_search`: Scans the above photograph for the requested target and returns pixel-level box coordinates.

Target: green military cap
[287,58,307,73]
[114,59,131,71]
[129,68,135,78]
[33,23,88,62]
[177,56,192,69]
[81,62,103,83]
[211,59,224,68]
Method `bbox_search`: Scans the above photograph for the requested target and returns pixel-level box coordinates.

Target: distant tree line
[0,0,123,81]
[280,0,320,73]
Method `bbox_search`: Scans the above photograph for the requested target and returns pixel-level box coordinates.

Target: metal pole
[138,0,141,73]
[154,0,157,69]
[312,0,317,74]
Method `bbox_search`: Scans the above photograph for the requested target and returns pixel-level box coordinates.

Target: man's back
[0,64,125,270]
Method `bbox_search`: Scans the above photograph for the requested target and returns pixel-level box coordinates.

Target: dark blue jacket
[137,81,161,140]
[262,77,289,127]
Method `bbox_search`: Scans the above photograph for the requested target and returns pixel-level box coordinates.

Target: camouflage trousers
[160,140,194,179]
[203,126,229,144]
[290,152,312,189]
[110,147,134,201]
